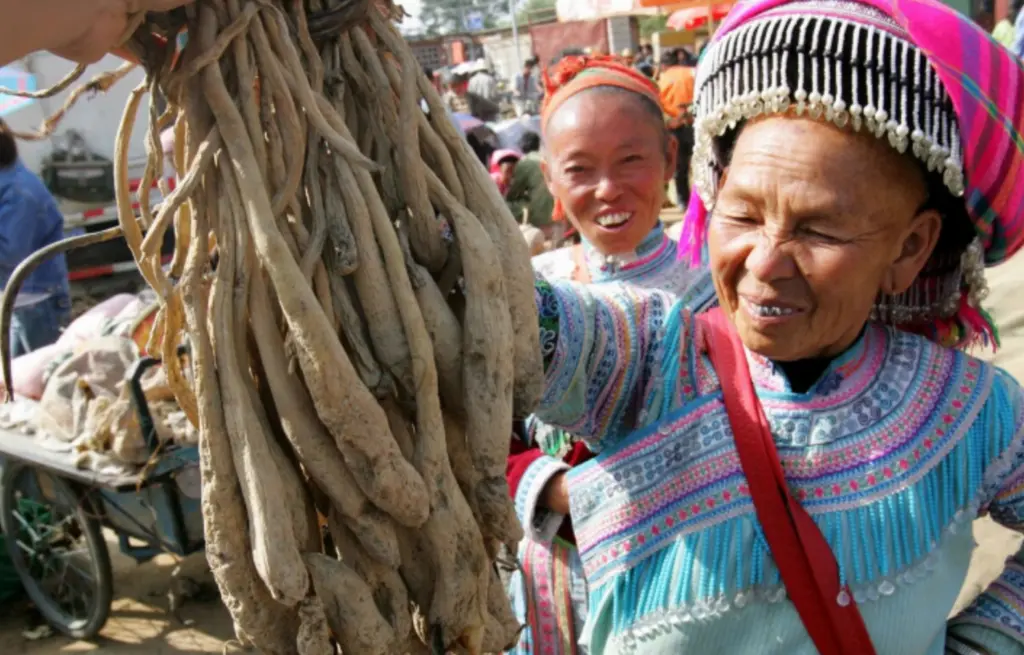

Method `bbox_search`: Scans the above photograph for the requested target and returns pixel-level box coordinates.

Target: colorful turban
[680,0,1024,350]
[541,56,665,221]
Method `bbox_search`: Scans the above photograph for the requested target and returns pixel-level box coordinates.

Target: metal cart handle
[128,344,189,453]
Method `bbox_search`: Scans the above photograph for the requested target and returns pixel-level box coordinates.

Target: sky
[400,0,424,32]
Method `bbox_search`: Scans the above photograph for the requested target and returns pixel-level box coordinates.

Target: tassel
[898,291,1000,352]
[552,197,566,222]
[957,295,1000,351]
[678,187,708,267]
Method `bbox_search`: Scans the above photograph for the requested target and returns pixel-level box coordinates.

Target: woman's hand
[49,0,195,64]
[540,472,570,515]
[0,0,194,67]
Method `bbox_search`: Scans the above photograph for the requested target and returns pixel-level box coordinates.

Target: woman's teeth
[747,301,798,317]
[596,212,631,228]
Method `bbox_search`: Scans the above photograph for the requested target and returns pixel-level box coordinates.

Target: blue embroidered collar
[581,223,675,283]
[746,324,877,396]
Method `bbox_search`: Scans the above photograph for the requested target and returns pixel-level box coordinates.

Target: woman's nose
[593,173,623,203]
[746,232,798,282]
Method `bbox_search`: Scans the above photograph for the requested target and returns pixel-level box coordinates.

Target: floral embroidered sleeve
[534,276,679,453]
[948,370,1024,655]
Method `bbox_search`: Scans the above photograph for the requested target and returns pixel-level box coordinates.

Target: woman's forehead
[731,117,921,183]
[721,116,927,216]
[544,91,661,155]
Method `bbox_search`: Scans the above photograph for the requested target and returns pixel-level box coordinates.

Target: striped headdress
[680,0,1024,350]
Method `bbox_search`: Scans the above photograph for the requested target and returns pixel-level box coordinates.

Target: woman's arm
[508,433,570,542]
[534,276,679,453]
[948,370,1024,654]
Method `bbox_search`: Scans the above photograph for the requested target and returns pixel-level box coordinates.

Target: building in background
[409,37,447,70]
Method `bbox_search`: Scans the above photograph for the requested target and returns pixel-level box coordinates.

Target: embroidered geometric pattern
[951,558,1024,643]
[534,280,1024,653]
[520,226,718,655]
[532,225,717,456]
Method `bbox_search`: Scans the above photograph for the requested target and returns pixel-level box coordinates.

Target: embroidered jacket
[533,279,1024,655]
[506,224,716,655]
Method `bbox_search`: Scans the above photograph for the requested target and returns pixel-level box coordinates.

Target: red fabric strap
[699,309,876,655]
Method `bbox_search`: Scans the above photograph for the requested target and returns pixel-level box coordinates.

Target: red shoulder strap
[699,309,876,655]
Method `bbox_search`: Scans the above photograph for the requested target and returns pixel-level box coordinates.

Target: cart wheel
[0,462,113,639]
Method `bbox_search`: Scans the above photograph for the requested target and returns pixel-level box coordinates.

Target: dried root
[23,0,545,652]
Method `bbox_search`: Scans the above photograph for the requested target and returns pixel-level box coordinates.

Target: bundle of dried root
[93,0,542,652]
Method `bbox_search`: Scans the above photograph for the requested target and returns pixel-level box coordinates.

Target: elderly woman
[506,57,717,654]
[527,0,1024,653]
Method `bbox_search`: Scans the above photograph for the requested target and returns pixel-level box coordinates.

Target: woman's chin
[587,223,647,254]
[734,318,815,362]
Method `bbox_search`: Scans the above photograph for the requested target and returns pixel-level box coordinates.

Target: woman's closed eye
[798,225,849,244]
[718,213,760,227]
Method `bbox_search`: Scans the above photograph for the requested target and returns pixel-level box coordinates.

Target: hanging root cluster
[111,0,543,652]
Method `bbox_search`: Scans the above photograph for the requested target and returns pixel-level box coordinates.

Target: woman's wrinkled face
[709,116,942,361]
[543,90,676,255]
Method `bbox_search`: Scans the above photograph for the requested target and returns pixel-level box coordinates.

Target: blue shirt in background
[0,160,70,306]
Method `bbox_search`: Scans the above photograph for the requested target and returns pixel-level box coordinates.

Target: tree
[516,0,556,25]
[419,0,509,35]
[637,14,668,39]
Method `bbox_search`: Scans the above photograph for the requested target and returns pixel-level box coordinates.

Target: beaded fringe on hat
[686,0,996,351]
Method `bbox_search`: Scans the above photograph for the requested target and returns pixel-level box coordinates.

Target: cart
[0,294,202,640]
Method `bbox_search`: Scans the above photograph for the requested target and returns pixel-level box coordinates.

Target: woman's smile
[740,296,807,325]
[594,211,634,231]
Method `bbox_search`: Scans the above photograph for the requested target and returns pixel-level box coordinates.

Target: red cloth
[507,436,595,544]
[702,309,875,654]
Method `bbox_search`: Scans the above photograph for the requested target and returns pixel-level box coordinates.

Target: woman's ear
[882,208,943,295]
[541,155,557,196]
[664,131,679,184]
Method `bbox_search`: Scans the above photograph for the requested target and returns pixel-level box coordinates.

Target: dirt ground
[0,544,238,654]
[0,224,1022,654]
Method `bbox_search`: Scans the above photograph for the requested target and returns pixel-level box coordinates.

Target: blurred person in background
[676,46,696,66]
[443,70,471,114]
[467,58,499,103]
[657,49,697,208]
[505,131,558,240]
[0,0,195,67]
[974,0,996,31]
[1014,0,1024,56]
[993,0,1018,47]
[513,58,543,116]
[0,120,71,357]
[637,42,655,67]
[489,148,521,197]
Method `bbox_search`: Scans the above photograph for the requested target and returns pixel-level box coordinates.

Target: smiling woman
[709,117,943,367]
[505,55,718,655]
[523,0,1024,653]
[543,86,673,255]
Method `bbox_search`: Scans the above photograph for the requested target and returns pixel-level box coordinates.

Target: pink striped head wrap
[680,0,1024,350]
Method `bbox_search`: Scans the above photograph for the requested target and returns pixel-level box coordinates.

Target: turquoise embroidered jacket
[534,279,1024,655]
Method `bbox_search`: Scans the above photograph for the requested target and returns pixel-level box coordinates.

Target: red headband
[540,56,662,131]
